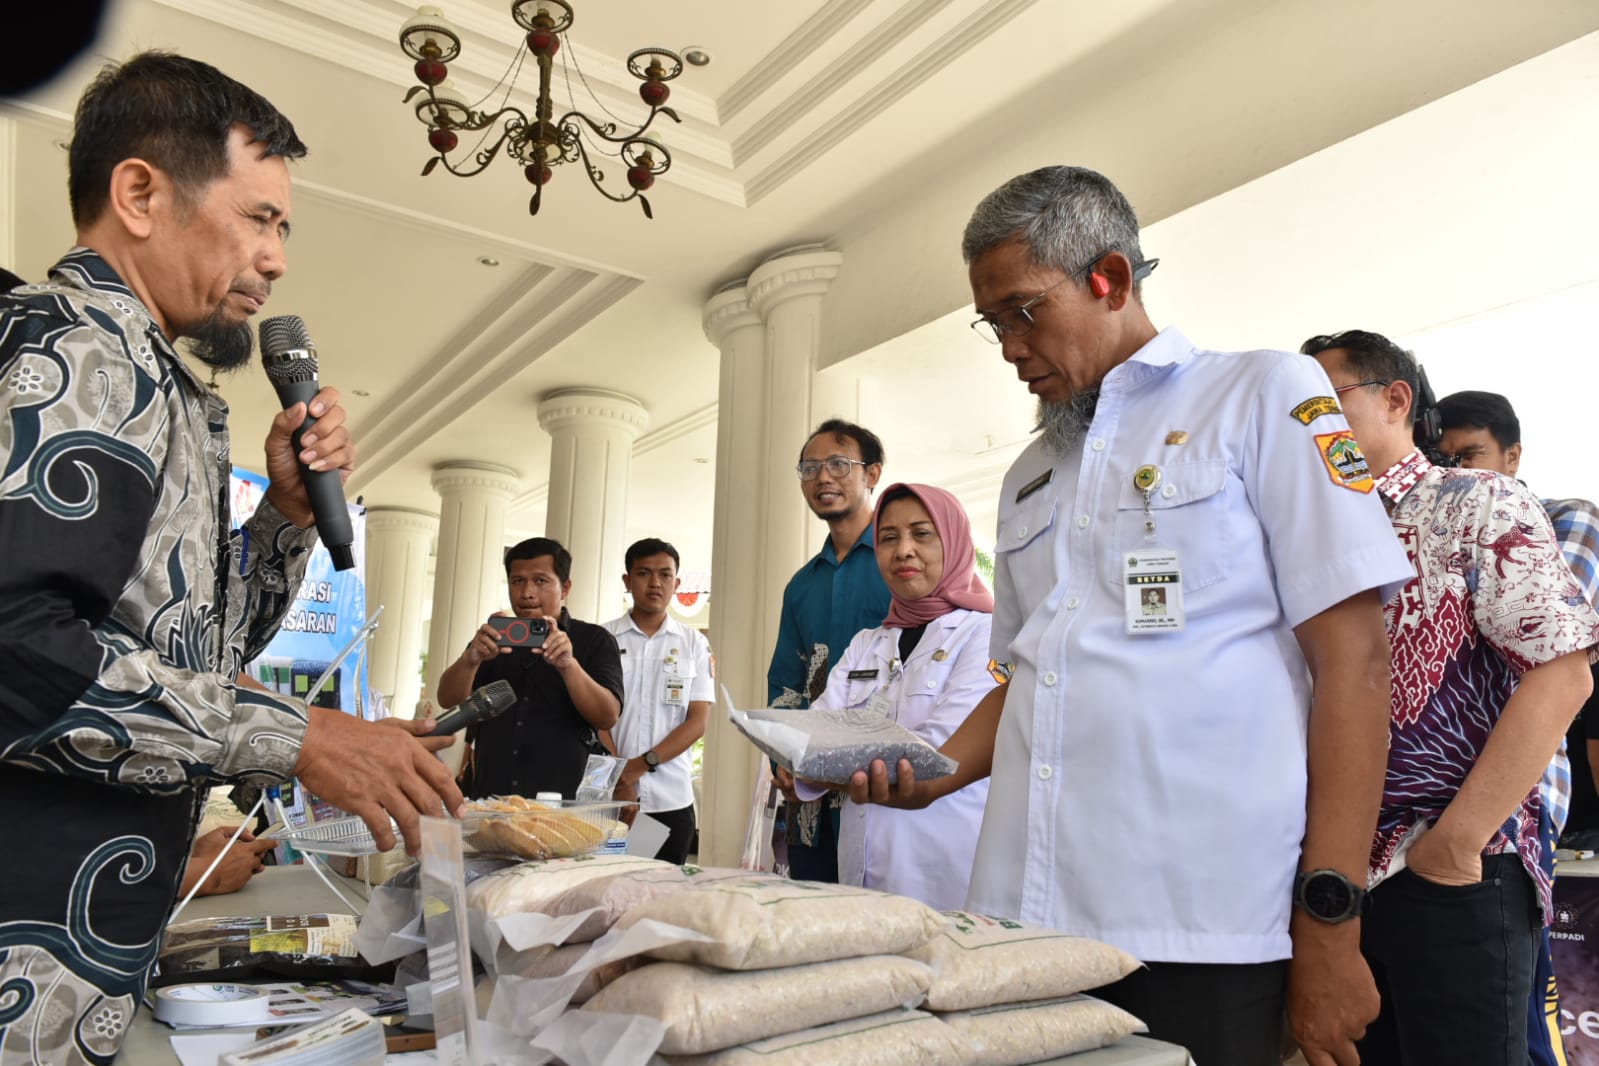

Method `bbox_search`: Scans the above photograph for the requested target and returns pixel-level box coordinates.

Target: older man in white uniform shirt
[850,166,1413,1066]
[603,539,714,864]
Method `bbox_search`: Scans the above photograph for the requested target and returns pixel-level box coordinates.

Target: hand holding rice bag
[728,706,957,786]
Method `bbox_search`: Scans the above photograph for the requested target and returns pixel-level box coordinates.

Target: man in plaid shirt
[1439,389,1599,1066]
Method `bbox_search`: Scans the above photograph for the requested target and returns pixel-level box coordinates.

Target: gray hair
[961,166,1144,281]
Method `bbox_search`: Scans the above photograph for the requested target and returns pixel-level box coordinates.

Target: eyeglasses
[1333,379,1390,394]
[796,456,868,481]
[970,249,1158,343]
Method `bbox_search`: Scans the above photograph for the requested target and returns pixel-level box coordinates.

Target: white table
[119,866,1189,1065]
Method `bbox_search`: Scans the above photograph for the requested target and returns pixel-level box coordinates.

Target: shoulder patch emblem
[1291,396,1342,424]
[987,660,1014,684]
[1315,430,1374,493]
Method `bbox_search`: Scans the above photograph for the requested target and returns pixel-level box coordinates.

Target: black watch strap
[1293,868,1368,924]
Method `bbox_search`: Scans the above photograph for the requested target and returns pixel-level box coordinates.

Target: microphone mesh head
[472,680,517,715]
[259,315,318,386]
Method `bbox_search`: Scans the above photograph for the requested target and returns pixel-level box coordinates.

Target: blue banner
[229,467,372,719]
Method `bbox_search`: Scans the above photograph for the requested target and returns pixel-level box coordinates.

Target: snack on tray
[462,796,612,860]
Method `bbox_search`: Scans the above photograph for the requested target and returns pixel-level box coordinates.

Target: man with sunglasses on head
[848,166,1413,1065]
[1304,331,1598,1066]
[767,418,892,882]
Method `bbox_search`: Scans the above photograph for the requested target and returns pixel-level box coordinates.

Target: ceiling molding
[743,0,1040,204]
[718,0,875,123]
[508,401,720,513]
[348,266,643,487]
[733,0,959,165]
[635,403,718,455]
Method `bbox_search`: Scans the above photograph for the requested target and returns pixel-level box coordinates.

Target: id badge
[663,675,686,706]
[1124,548,1184,634]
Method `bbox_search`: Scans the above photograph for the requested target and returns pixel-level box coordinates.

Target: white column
[364,507,437,719]
[697,246,844,867]
[536,388,648,624]
[700,282,766,867]
[425,462,520,728]
[747,247,845,663]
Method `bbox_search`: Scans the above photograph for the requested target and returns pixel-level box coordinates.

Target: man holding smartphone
[438,537,624,798]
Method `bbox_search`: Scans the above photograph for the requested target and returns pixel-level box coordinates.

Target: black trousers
[1358,853,1540,1066]
[786,806,839,883]
[1092,959,1287,1066]
[646,804,697,865]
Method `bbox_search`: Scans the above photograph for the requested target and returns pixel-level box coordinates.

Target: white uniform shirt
[966,327,1413,965]
[602,613,715,813]
[815,609,998,911]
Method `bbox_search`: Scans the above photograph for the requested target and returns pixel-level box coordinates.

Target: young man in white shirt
[602,539,714,863]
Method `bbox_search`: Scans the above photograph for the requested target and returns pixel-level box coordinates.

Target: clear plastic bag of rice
[939,994,1145,1065]
[615,877,947,970]
[466,854,670,919]
[584,957,933,1055]
[911,910,1141,1011]
[542,865,779,944]
[661,1009,971,1066]
[729,706,956,785]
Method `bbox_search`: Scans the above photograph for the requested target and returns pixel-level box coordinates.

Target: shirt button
[1091,439,1106,451]
[1016,526,1029,538]
[1066,597,1079,610]
[1076,515,1090,528]
[1161,483,1177,498]
[1043,671,1058,686]
[1037,765,1053,780]
[926,680,936,689]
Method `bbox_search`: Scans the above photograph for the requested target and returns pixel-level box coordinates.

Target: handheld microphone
[431,680,517,735]
[259,315,356,570]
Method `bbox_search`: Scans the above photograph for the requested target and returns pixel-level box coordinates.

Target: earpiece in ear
[1089,273,1111,298]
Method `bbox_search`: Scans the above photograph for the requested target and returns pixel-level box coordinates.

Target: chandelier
[398,2,684,218]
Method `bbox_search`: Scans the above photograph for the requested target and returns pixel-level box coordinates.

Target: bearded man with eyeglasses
[766,418,891,882]
[846,166,1415,1066]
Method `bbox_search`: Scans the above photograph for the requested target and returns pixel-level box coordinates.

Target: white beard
[1037,389,1100,456]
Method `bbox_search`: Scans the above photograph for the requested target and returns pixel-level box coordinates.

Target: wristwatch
[643,750,660,773]
[1292,868,1368,923]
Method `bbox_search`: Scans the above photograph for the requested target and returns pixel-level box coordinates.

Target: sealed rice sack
[543,865,778,944]
[616,877,947,970]
[939,994,1145,1065]
[729,706,956,785]
[503,942,643,1004]
[911,910,1140,1011]
[583,956,932,1055]
[661,1009,971,1066]
[467,854,670,919]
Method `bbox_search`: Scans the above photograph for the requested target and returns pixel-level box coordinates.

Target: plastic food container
[461,797,636,860]
[268,815,398,857]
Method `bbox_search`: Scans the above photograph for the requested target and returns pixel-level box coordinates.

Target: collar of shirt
[813,521,876,570]
[1375,449,1432,508]
[615,611,684,641]
[1099,326,1198,394]
[51,246,210,397]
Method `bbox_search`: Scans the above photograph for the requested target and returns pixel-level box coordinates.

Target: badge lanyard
[867,658,902,721]
[1124,463,1185,634]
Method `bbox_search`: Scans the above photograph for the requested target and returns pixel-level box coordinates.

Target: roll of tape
[153,983,272,1026]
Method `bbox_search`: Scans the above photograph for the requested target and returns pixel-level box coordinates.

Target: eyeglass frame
[795,455,871,482]
[969,249,1159,344]
[1332,379,1390,394]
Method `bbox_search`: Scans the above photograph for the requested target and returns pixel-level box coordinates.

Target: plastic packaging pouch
[728,705,957,786]
[577,754,627,802]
